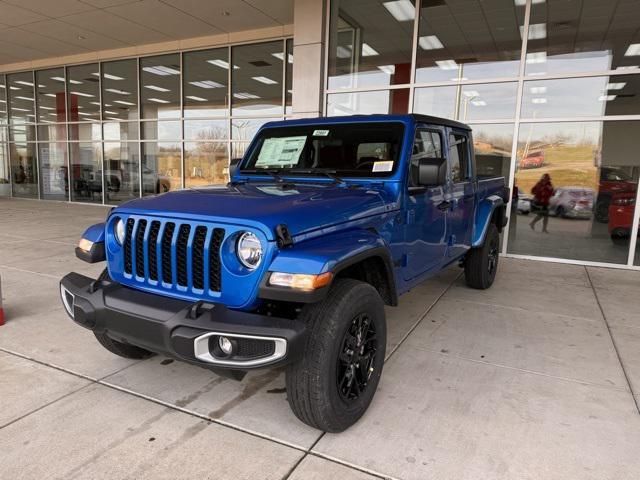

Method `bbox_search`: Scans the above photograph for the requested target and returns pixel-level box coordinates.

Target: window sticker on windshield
[372,161,393,172]
[313,129,330,136]
[256,136,306,167]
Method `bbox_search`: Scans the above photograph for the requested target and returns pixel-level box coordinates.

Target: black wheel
[93,269,155,360]
[285,279,386,432]
[610,229,630,246]
[464,223,499,290]
[594,198,610,223]
[556,206,566,218]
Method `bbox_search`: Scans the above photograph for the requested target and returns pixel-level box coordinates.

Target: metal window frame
[322,0,640,270]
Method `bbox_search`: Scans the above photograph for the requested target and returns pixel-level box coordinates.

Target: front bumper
[60,272,306,371]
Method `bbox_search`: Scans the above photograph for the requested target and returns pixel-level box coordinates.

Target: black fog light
[209,335,237,358]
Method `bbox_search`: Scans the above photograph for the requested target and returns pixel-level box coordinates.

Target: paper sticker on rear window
[313,129,330,136]
[372,161,394,172]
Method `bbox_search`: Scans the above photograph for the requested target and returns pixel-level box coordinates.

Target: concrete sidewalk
[1,197,639,479]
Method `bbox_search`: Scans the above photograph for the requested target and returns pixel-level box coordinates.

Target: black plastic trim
[75,242,105,264]
[60,272,307,371]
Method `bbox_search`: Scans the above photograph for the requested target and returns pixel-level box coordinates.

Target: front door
[403,126,448,281]
[446,129,474,258]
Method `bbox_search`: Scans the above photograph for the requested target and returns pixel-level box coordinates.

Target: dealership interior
[1,0,640,269]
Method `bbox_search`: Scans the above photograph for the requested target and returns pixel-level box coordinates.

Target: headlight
[114,218,125,245]
[236,232,262,269]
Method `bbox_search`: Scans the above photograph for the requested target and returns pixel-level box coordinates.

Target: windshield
[241,122,405,178]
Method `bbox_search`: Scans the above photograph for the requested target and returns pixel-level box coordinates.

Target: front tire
[464,223,499,290]
[286,279,386,432]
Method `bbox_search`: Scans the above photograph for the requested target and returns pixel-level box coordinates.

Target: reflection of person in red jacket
[529,174,554,233]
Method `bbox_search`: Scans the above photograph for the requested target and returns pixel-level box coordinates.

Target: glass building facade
[326,0,640,268]
[0,38,293,205]
[2,0,640,269]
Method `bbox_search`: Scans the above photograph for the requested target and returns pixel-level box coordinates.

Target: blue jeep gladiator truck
[61,114,508,432]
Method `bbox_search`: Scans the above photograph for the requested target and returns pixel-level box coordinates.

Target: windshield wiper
[287,169,345,185]
[240,168,287,183]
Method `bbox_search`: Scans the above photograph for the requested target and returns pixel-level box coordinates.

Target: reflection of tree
[188,132,228,185]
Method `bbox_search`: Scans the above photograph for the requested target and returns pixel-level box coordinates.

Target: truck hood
[115,182,399,239]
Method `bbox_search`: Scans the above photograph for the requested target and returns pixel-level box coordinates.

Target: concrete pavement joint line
[0,383,92,431]
[0,347,99,382]
[0,264,61,280]
[585,267,640,415]
[97,379,310,453]
[411,344,632,393]
[308,451,400,480]
[280,433,325,480]
[450,296,605,324]
[385,271,463,362]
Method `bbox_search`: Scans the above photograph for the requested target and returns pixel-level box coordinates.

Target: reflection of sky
[517,122,602,147]
[521,77,611,118]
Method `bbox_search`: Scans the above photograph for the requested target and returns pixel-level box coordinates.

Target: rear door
[446,128,475,258]
[403,125,448,281]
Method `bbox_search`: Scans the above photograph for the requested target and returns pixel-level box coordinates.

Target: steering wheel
[356,160,376,170]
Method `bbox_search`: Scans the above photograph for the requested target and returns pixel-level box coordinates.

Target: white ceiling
[0,0,293,66]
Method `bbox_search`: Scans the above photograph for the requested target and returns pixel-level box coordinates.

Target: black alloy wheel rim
[336,313,378,401]
[488,236,499,277]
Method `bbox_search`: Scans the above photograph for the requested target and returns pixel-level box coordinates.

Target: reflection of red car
[595,167,637,223]
[519,150,545,169]
[608,192,636,244]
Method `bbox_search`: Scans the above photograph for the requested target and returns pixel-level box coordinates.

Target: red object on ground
[519,150,545,169]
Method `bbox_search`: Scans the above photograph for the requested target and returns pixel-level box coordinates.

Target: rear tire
[285,279,386,432]
[464,223,499,290]
[93,269,155,360]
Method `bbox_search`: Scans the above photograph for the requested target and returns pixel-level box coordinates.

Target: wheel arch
[472,195,506,247]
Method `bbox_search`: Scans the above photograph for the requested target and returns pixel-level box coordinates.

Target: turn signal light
[268,272,333,291]
[78,238,94,252]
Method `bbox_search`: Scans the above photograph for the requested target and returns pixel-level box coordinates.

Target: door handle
[437,201,451,211]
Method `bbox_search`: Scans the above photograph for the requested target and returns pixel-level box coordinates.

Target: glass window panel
[527,0,640,76]
[70,142,102,203]
[232,41,284,116]
[285,39,293,114]
[522,75,640,119]
[37,124,67,143]
[142,142,181,195]
[416,0,523,83]
[184,119,228,141]
[0,75,6,124]
[231,142,250,163]
[10,142,38,197]
[67,64,100,122]
[507,121,640,264]
[69,122,101,142]
[0,140,9,196]
[36,68,67,123]
[185,141,229,187]
[232,117,280,141]
[414,83,517,121]
[9,124,36,143]
[468,123,514,179]
[103,142,140,203]
[39,142,68,200]
[327,89,410,116]
[183,48,229,117]
[103,121,138,141]
[141,121,182,141]
[328,0,415,89]
[7,72,35,124]
[102,59,138,121]
[140,54,181,119]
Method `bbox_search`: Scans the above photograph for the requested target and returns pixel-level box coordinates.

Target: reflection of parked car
[549,187,594,219]
[595,167,637,223]
[517,193,532,215]
[519,150,544,169]
[608,192,636,244]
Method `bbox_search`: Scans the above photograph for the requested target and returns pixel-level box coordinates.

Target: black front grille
[236,338,276,359]
[122,217,225,293]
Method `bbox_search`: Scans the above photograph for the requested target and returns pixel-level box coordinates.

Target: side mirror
[417,157,447,186]
[229,158,242,177]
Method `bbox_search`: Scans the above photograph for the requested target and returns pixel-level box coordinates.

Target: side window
[410,129,442,186]
[449,132,470,183]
